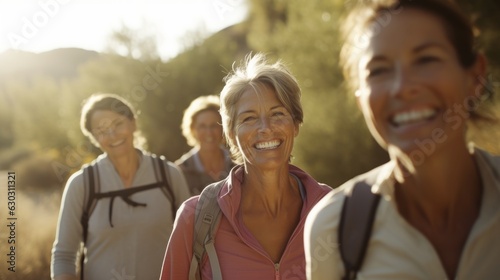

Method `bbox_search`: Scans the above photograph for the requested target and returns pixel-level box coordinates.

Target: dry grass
[0,181,61,280]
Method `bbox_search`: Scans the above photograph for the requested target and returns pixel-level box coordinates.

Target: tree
[105,23,160,61]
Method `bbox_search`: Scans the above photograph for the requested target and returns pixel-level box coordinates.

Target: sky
[0,0,248,60]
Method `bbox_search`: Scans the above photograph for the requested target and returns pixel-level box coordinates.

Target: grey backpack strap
[338,180,381,280]
[189,179,226,280]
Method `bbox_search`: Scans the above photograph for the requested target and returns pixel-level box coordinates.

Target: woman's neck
[198,145,225,179]
[393,145,482,280]
[393,145,481,228]
[108,150,140,188]
[241,167,299,218]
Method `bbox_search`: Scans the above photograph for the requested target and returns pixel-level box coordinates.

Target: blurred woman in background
[51,93,190,280]
[176,95,235,195]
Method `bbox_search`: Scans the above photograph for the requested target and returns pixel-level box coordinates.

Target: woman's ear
[468,53,488,98]
[294,123,300,137]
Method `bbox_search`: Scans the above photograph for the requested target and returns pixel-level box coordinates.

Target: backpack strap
[93,182,163,227]
[80,155,177,237]
[80,161,100,280]
[153,154,177,221]
[189,179,226,280]
[338,180,381,280]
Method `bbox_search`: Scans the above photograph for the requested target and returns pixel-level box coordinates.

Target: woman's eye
[417,56,440,64]
[113,120,125,130]
[242,116,255,123]
[368,67,389,78]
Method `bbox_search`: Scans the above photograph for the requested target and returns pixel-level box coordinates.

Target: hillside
[0,21,250,84]
[0,48,100,83]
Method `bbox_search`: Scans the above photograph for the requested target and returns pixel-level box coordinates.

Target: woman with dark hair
[305,0,499,279]
[51,93,190,280]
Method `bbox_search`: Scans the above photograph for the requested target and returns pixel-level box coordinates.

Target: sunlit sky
[0,0,248,60]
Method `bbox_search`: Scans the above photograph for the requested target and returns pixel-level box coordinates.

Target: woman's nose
[389,63,418,98]
[257,116,272,133]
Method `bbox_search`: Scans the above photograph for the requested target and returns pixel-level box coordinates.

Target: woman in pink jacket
[160,53,331,280]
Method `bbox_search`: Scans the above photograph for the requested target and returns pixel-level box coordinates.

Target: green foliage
[137,26,248,160]
[105,24,160,61]
[5,77,68,149]
[0,89,14,148]
[457,0,500,68]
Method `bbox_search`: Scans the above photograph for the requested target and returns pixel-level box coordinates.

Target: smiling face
[356,8,482,158]
[192,109,223,150]
[90,110,136,157]
[231,85,299,171]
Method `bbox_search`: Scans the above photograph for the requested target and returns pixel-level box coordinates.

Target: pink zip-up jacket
[160,165,332,280]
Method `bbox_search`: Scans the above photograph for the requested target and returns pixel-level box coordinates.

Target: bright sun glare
[0,0,247,60]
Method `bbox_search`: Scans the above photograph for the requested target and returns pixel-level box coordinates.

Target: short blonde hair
[181,95,221,147]
[220,53,303,164]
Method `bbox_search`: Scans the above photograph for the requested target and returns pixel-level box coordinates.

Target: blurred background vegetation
[0,0,499,278]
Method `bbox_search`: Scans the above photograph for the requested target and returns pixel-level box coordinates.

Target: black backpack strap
[189,179,226,280]
[80,161,100,280]
[338,180,381,280]
[153,154,177,220]
[94,182,161,227]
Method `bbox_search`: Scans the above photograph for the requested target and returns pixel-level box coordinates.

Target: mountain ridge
[0,48,101,82]
[0,22,249,84]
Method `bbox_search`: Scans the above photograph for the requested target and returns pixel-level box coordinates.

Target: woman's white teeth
[110,140,125,147]
[393,108,436,125]
[255,140,281,150]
